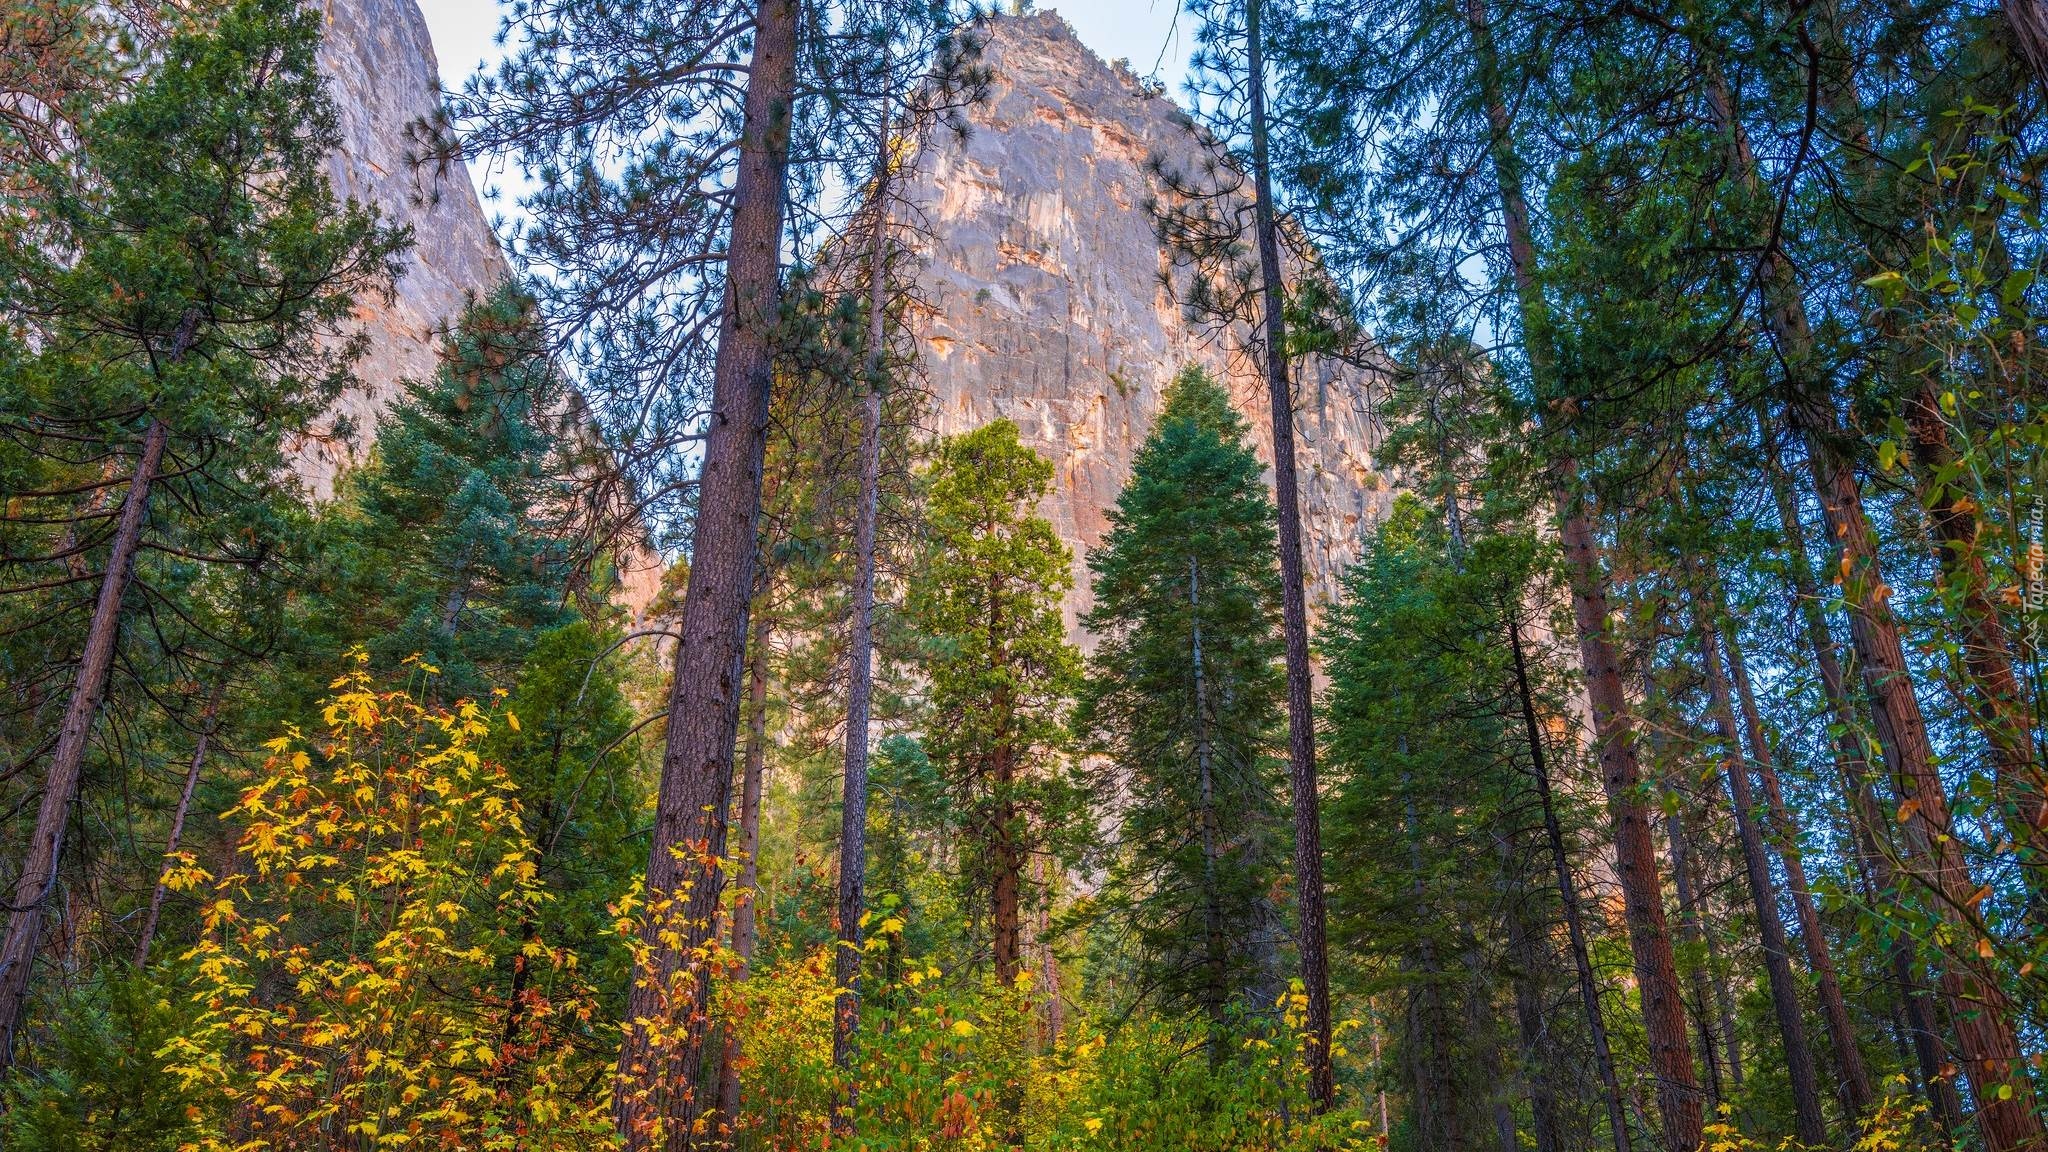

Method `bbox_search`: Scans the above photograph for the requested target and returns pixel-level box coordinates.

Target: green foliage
[0,0,404,1027]
[295,285,585,706]
[0,967,204,1152]
[1075,366,1287,1026]
[905,419,1085,960]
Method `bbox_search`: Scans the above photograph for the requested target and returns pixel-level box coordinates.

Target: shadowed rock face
[302,0,510,494]
[903,11,1393,643]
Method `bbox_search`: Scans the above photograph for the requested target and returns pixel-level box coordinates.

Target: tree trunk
[832,92,892,1132]
[0,417,169,1075]
[1693,606,1828,1145]
[1404,783,1461,1152]
[1555,498,1703,1150]
[615,0,799,1143]
[134,678,227,969]
[1694,50,2043,1148]
[1659,784,1728,1110]
[1719,611,1874,1117]
[715,606,773,1128]
[1762,428,1964,1133]
[1507,612,1633,1152]
[1498,834,1561,1152]
[1460,0,1701,1138]
[1902,382,2044,860]
[1190,557,1230,1054]
[991,737,1022,987]
[2006,0,2048,91]
[1243,0,1334,1109]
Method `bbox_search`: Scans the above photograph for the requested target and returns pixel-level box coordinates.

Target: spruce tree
[1075,366,1286,1041]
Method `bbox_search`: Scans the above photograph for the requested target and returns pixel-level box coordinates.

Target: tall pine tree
[1076,366,1287,1043]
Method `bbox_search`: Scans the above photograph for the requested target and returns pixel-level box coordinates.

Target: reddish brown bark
[614,0,799,1144]
[1763,430,1966,1133]
[1556,497,1703,1151]
[2006,0,2048,90]
[1508,613,1633,1152]
[1720,621,1875,1117]
[1691,45,2043,1146]
[0,417,169,1075]
[1455,0,1701,1140]
[1903,384,2044,855]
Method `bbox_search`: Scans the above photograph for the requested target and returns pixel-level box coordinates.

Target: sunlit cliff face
[902,11,1393,647]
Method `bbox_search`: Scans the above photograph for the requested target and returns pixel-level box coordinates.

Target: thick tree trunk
[1788,327,2043,1152]
[1693,607,1827,1144]
[0,417,169,1075]
[2006,0,2048,90]
[991,738,1022,986]
[1720,617,1875,1117]
[1243,0,1333,1109]
[1902,383,2044,859]
[1556,498,1703,1150]
[1242,0,1332,1104]
[1507,613,1632,1152]
[1762,430,1963,1132]
[1459,0,1700,1138]
[134,678,227,969]
[615,0,799,1143]
[832,106,892,1132]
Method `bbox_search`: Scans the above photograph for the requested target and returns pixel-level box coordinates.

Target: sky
[416,0,1198,182]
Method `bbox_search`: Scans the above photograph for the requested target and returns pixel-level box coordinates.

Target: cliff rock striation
[304,0,510,493]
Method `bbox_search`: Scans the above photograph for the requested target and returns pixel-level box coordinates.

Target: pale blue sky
[416,0,1195,120]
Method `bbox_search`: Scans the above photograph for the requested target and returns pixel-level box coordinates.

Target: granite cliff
[303,0,511,493]
[316,3,1392,635]
[904,12,1392,637]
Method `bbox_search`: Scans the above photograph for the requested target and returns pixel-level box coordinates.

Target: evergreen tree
[906,419,1082,988]
[0,0,404,1072]
[1075,366,1286,1039]
[296,285,585,705]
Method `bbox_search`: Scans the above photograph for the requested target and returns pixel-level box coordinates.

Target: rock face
[903,12,1392,640]
[303,0,511,493]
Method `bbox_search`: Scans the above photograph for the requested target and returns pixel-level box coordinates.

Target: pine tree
[1076,366,1286,1042]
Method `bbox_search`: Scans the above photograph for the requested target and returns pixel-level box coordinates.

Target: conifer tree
[1076,366,1286,1041]
[906,419,1082,989]
[0,0,403,1071]
[298,285,583,705]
